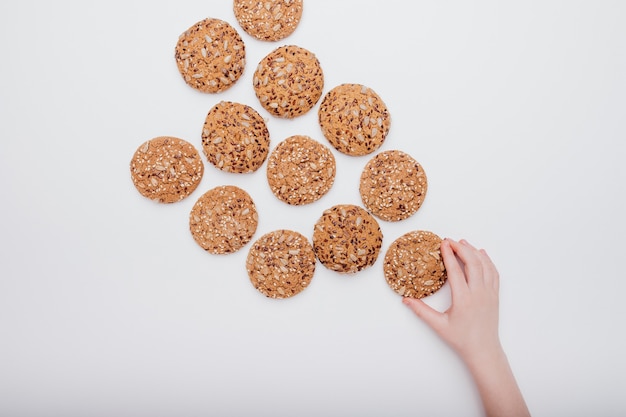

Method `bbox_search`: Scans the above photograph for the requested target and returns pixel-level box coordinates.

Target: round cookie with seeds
[202,101,270,173]
[384,230,447,299]
[130,136,204,203]
[253,45,324,119]
[359,150,427,222]
[246,229,316,299]
[318,83,391,156]
[233,0,303,41]
[174,18,246,93]
[312,204,383,274]
[266,135,336,205]
[189,185,258,254]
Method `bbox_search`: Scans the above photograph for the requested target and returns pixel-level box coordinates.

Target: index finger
[448,239,485,288]
[441,238,469,297]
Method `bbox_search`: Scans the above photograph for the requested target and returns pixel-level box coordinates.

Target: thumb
[402,297,444,332]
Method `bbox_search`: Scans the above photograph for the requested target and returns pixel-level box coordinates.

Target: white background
[1,1,625,416]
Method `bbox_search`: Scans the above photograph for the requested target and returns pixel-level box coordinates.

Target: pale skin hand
[403,238,531,417]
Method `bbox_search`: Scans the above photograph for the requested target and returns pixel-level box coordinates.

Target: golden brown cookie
[312,204,383,274]
[318,83,391,156]
[384,230,447,298]
[252,45,324,118]
[130,136,204,203]
[202,101,270,173]
[174,18,246,93]
[246,229,316,299]
[266,135,336,205]
[359,150,428,221]
[233,0,303,41]
[189,185,258,254]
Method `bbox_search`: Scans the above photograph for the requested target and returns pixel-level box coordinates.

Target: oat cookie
[202,101,270,173]
[312,204,383,274]
[359,150,427,221]
[266,135,336,205]
[175,18,246,93]
[189,185,258,254]
[253,45,324,118]
[318,83,391,156]
[233,0,303,41]
[130,136,204,203]
[246,229,316,299]
[384,230,447,298]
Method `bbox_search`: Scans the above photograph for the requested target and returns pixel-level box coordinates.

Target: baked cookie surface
[312,204,383,274]
[266,135,336,205]
[202,101,270,173]
[130,136,204,203]
[318,83,391,156]
[384,230,447,298]
[189,185,258,254]
[359,150,427,221]
[253,45,323,118]
[246,229,316,299]
[233,0,303,41]
[175,18,246,93]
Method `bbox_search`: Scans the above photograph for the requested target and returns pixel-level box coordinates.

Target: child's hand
[403,238,531,417]
[402,238,501,362]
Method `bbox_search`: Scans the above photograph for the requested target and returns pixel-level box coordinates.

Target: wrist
[457,340,506,373]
